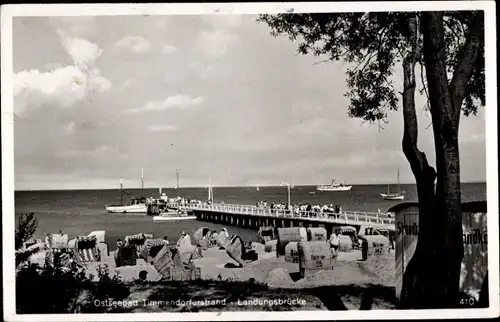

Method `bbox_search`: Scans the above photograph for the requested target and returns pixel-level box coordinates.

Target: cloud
[197,15,243,57]
[47,17,97,38]
[64,122,76,134]
[189,61,213,79]
[114,35,152,54]
[198,30,238,57]
[162,44,178,55]
[14,32,111,115]
[44,62,63,70]
[122,79,133,89]
[149,124,178,132]
[14,66,111,115]
[125,95,204,114]
[57,29,102,69]
[201,15,243,29]
[61,145,128,159]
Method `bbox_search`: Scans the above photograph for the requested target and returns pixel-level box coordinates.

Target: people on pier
[268,201,346,218]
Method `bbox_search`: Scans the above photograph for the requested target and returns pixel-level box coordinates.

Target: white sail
[207,178,213,203]
[381,168,405,200]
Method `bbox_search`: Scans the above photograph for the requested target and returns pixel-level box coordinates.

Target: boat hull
[380,193,405,201]
[105,204,147,213]
[153,215,196,221]
[317,185,352,191]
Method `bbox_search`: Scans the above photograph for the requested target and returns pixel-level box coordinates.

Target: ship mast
[120,177,123,205]
[208,178,213,203]
[141,168,144,190]
[176,169,179,189]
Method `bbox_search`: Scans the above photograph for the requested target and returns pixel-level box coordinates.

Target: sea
[14,183,486,250]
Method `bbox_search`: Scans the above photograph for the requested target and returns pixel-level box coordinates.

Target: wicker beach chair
[52,247,73,268]
[125,233,147,248]
[74,235,100,267]
[139,238,167,263]
[115,244,138,267]
[50,233,69,249]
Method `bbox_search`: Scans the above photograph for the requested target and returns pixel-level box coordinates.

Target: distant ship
[381,168,405,200]
[153,208,196,222]
[175,169,179,189]
[106,198,148,213]
[317,180,352,191]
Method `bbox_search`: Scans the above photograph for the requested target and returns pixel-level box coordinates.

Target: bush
[16,261,131,313]
[16,262,89,313]
[15,213,38,250]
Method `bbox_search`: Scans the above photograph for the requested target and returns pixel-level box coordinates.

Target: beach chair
[87,230,106,244]
[226,235,246,267]
[50,233,69,249]
[52,247,73,268]
[115,244,138,267]
[74,236,100,267]
[153,245,175,279]
[139,238,166,263]
[193,227,211,249]
[125,233,147,248]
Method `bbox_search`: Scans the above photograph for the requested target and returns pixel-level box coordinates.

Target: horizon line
[14,181,487,192]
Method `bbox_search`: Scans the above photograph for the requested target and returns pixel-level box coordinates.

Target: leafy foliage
[257,11,485,121]
[15,212,38,250]
[15,212,131,313]
[16,261,131,313]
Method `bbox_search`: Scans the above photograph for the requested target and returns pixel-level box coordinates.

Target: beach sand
[90,242,394,290]
[70,241,396,312]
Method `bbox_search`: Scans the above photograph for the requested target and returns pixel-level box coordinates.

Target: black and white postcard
[2,2,498,321]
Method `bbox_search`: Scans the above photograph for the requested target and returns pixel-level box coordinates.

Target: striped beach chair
[74,236,100,266]
[125,233,147,248]
[153,245,175,279]
[52,248,73,268]
[139,238,167,262]
[22,239,43,249]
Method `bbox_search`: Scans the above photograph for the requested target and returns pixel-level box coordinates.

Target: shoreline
[14,181,486,193]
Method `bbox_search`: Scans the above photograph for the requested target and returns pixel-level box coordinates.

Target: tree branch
[419,62,430,110]
[401,15,428,177]
[449,12,484,124]
[444,18,466,51]
[352,51,378,72]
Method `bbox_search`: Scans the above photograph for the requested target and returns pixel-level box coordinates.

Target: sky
[12,15,487,190]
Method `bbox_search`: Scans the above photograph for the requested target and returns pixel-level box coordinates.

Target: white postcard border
[1,2,498,321]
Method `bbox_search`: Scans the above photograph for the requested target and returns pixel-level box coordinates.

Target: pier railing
[168,202,395,226]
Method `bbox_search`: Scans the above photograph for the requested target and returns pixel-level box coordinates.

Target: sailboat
[381,168,405,200]
[207,178,214,204]
[256,184,260,191]
[105,173,148,213]
[175,169,179,189]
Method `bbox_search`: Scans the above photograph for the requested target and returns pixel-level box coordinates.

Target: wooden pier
[173,203,395,236]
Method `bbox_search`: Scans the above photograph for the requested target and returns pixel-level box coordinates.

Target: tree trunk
[477,271,489,308]
[398,15,441,309]
[421,11,464,308]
